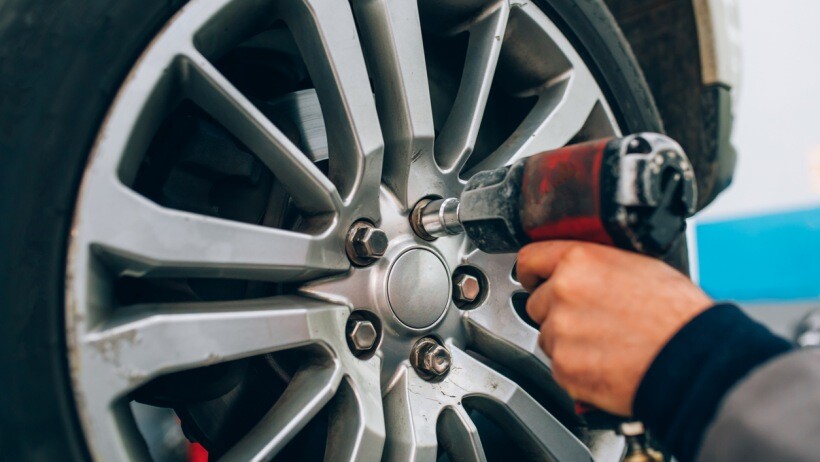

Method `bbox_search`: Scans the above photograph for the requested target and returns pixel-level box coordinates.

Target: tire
[0,1,184,459]
[534,0,663,135]
[0,1,672,460]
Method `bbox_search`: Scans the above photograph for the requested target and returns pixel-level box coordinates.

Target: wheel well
[604,0,736,210]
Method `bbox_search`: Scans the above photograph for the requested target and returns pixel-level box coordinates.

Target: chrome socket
[410,197,464,241]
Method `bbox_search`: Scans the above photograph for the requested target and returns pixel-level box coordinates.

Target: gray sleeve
[697,348,820,462]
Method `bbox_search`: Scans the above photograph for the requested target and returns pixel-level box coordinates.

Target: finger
[516,241,579,293]
[525,279,554,326]
[537,298,561,357]
[539,323,556,358]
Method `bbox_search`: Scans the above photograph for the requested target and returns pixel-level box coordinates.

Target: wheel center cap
[387,248,450,329]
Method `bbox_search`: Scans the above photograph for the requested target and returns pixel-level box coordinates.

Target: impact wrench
[410,132,697,460]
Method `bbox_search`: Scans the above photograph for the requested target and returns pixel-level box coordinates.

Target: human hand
[517,241,713,416]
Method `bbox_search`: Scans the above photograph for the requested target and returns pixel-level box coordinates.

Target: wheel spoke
[463,251,577,423]
[464,307,576,419]
[382,367,440,461]
[436,2,509,174]
[79,179,346,280]
[181,51,342,215]
[462,250,521,294]
[78,297,346,401]
[462,251,546,367]
[448,348,593,461]
[275,0,383,209]
[325,374,386,462]
[437,406,487,462]
[219,363,344,462]
[351,0,437,206]
[468,70,600,174]
[465,304,549,368]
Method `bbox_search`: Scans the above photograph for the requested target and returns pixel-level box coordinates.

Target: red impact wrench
[412,132,696,255]
[411,133,696,451]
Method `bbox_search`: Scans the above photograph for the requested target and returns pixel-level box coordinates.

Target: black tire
[535,0,664,135]
[0,1,674,460]
[0,1,184,460]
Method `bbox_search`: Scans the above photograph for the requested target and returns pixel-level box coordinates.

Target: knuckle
[564,244,589,263]
[564,244,604,268]
[550,274,574,299]
[546,311,566,335]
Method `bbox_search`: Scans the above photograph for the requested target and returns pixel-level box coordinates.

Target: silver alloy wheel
[66,0,624,460]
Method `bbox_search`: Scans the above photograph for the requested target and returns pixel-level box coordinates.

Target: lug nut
[353,226,388,258]
[348,319,378,353]
[453,273,480,304]
[346,222,388,265]
[410,337,451,379]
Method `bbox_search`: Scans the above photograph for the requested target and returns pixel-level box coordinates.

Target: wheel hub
[302,185,467,384]
[387,248,450,329]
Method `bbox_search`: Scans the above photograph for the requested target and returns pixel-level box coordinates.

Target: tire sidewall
[0,1,184,460]
[535,0,664,134]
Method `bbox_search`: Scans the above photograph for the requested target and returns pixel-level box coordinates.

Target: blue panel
[696,206,820,302]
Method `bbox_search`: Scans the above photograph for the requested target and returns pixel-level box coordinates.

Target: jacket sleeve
[697,347,820,462]
[632,303,795,461]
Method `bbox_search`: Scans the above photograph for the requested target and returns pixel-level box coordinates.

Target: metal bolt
[453,273,480,303]
[620,421,664,462]
[348,320,378,352]
[410,337,451,379]
[346,222,388,265]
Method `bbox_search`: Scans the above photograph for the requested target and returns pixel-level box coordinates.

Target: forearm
[632,303,794,462]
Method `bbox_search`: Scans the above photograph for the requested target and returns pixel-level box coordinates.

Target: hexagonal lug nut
[453,273,480,303]
[348,320,378,353]
[346,222,388,265]
[422,345,451,375]
[353,227,388,258]
[410,337,451,380]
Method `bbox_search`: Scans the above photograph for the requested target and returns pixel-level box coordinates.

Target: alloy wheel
[66,0,623,460]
